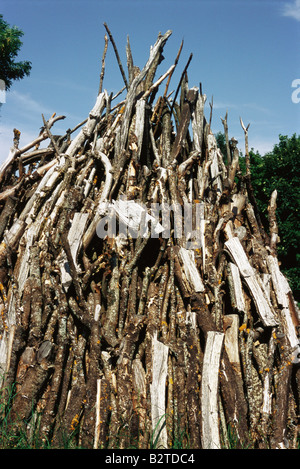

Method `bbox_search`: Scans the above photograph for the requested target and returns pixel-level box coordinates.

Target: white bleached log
[267,255,290,308]
[179,247,205,292]
[59,212,89,291]
[207,133,223,196]
[267,255,300,363]
[19,160,59,223]
[225,237,278,327]
[150,332,169,449]
[134,98,146,160]
[65,92,106,158]
[201,331,224,449]
[246,275,278,327]
[225,237,253,277]
[228,262,246,313]
[111,198,164,237]
[93,378,102,449]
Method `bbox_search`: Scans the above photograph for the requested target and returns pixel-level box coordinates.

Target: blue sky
[0,0,299,163]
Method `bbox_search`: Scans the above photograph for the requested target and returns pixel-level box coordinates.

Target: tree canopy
[215,132,300,300]
[0,14,32,90]
[248,134,300,299]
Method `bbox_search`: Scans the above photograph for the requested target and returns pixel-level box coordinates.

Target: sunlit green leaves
[0,14,32,90]
[247,134,300,299]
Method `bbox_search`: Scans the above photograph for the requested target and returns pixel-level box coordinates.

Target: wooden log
[268,189,279,252]
[119,30,172,153]
[170,88,198,161]
[191,89,206,154]
[111,198,163,238]
[150,332,169,449]
[228,262,246,314]
[58,212,89,291]
[93,378,102,449]
[201,330,224,449]
[207,132,223,196]
[65,92,106,158]
[267,255,300,363]
[224,314,241,374]
[134,98,146,160]
[225,237,278,327]
[178,247,205,293]
[83,149,113,250]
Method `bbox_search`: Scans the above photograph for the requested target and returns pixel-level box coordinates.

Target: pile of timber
[0,27,299,449]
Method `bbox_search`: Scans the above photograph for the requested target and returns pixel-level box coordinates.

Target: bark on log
[201,331,224,449]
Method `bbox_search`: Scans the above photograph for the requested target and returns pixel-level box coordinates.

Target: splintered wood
[0,26,299,449]
[201,331,224,449]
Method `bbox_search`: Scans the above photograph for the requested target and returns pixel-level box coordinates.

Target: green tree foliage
[248,134,300,299]
[0,14,32,90]
[215,131,228,163]
[217,131,299,298]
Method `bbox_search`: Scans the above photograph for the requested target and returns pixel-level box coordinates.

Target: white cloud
[282,0,300,21]
[248,139,274,155]
[8,90,54,119]
[212,101,239,111]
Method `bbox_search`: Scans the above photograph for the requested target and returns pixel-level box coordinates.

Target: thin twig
[99,34,109,95]
[240,116,251,175]
[104,22,128,90]
[170,52,193,115]
[42,114,60,157]
[221,110,231,165]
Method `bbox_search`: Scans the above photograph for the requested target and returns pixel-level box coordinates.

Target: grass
[0,382,299,449]
[0,381,82,449]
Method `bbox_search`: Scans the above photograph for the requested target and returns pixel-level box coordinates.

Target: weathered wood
[179,247,205,293]
[224,314,241,373]
[65,92,106,158]
[268,189,279,252]
[201,331,224,449]
[93,378,102,449]
[59,212,89,291]
[225,237,278,327]
[227,262,246,314]
[83,149,113,250]
[150,333,169,449]
[267,255,300,363]
[207,132,223,196]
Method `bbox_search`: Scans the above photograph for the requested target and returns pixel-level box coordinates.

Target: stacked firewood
[0,27,299,449]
